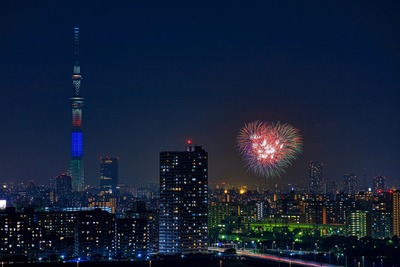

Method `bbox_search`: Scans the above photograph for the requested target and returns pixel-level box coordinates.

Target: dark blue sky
[1,1,399,188]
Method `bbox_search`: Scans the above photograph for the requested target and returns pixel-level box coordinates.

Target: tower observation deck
[70,27,84,192]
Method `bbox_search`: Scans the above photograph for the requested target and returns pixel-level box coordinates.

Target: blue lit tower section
[70,27,85,192]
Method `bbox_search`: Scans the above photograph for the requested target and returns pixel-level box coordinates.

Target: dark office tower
[159,143,208,255]
[70,27,85,192]
[309,162,323,194]
[100,157,119,194]
[54,173,72,207]
[372,175,385,194]
[343,174,357,194]
[324,181,337,195]
[55,173,72,196]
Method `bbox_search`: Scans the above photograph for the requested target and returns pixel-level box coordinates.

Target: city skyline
[0,1,399,187]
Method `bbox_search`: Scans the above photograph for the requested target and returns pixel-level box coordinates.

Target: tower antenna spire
[73,27,80,75]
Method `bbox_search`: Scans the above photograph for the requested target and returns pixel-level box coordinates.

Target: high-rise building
[53,173,72,207]
[100,157,119,194]
[70,27,85,192]
[304,200,324,224]
[343,174,357,194]
[75,209,115,258]
[346,210,370,239]
[55,173,72,197]
[118,203,158,258]
[159,143,208,255]
[371,191,393,239]
[309,162,323,194]
[256,202,266,221]
[0,208,38,260]
[36,211,76,258]
[116,217,148,259]
[372,175,385,195]
[323,181,337,195]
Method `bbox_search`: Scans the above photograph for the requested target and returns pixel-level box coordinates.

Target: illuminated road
[209,247,342,267]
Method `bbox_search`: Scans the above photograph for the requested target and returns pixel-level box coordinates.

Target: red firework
[237,121,302,177]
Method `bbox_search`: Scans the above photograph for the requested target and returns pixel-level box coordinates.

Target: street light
[251,241,256,253]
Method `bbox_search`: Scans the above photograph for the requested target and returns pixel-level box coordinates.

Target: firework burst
[237,120,302,177]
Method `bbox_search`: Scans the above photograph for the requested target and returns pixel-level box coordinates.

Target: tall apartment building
[371,191,393,239]
[309,162,323,194]
[346,210,370,239]
[159,143,208,254]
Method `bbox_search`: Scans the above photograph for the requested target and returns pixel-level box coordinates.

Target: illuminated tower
[100,157,119,194]
[70,27,85,192]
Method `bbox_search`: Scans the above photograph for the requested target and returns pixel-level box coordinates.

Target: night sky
[1,1,399,188]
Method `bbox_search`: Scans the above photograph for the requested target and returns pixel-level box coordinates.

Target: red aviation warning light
[187,140,192,145]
